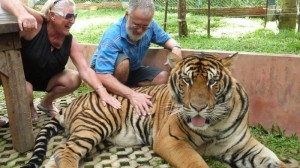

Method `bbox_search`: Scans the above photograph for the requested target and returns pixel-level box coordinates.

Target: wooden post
[264,0,269,28]
[163,0,168,31]
[297,0,300,33]
[178,0,188,37]
[298,13,300,32]
[207,0,211,37]
[0,21,34,153]
[278,0,297,29]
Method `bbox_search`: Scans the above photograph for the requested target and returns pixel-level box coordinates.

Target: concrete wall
[68,43,300,136]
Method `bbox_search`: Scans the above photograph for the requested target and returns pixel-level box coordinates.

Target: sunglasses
[54,11,77,20]
[51,0,77,20]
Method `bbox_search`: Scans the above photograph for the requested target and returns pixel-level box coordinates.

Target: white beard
[126,19,146,42]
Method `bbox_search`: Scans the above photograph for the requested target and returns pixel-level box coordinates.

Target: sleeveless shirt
[21,20,73,91]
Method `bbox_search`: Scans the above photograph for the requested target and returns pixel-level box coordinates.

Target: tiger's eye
[183,77,191,84]
[208,79,216,86]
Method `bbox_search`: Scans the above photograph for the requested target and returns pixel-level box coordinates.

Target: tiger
[22,52,288,168]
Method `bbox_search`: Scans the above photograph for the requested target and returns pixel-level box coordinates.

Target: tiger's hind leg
[49,131,101,167]
[46,105,120,168]
[50,120,104,167]
[44,155,56,168]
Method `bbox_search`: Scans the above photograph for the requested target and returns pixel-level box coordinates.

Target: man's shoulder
[102,17,125,42]
[103,21,123,36]
[101,27,120,42]
[107,24,121,33]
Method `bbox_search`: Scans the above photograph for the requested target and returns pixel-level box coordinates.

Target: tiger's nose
[190,103,207,111]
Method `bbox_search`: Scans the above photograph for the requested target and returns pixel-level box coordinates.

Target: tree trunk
[178,0,188,37]
[278,0,297,30]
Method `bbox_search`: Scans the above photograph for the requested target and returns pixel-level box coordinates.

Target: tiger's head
[167,52,239,131]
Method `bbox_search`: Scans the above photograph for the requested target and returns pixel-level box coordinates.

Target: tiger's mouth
[187,116,210,127]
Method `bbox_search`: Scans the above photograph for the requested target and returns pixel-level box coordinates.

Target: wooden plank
[0,33,21,51]
[0,21,19,34]
[2,50,34,152]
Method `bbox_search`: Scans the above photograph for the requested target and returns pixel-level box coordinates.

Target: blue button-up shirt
[91,16,170,74]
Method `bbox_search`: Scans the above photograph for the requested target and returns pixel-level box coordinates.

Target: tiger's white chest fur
[106,130,142,146]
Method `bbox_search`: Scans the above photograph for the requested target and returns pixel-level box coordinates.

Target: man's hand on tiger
[98,86,121,109]
[129,91,153,116]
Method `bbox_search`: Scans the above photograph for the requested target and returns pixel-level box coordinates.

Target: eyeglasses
[128,15,150,31]
[54,11,77,20]
[131,24,150,31]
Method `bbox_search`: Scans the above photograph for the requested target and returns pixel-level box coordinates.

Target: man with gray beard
[91,0,181,116]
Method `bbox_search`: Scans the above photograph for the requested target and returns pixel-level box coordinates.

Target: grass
[251,125,300,161]
[204,124,300,167]
[71,8,300,54]
[177,29,300,54]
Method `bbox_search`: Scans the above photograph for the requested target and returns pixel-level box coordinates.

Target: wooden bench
[0,20,34,153]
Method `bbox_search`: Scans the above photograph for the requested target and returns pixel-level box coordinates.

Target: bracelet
[95,85,106,91]
[172,45,181,49]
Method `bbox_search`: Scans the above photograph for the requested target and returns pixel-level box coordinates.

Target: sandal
[37,103,59,117]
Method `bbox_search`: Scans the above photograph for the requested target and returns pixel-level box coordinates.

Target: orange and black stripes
[22,53,287,168]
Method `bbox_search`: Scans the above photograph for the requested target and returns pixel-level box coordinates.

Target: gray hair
[41,0,76,19]
[127,0,155,15]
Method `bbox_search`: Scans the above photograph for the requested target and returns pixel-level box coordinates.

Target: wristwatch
[172,45,181,49]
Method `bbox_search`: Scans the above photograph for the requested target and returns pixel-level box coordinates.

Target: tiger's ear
[167,52,181,68]
[222,52,239,68]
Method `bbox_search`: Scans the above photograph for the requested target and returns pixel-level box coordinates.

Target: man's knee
[152,71,169,85]
[61,70,81,90]
[114,59,130,84]
[68,70,81,85]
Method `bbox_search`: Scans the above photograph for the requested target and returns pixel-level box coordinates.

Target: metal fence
[33,0,267,10]
[30,0,300,33]
[158,0,266,9]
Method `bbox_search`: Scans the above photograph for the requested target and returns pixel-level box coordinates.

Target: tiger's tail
[21,116,64,168]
